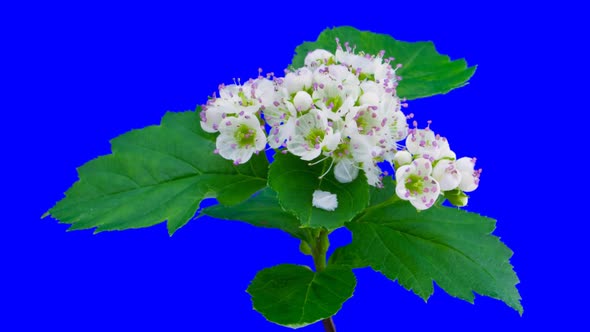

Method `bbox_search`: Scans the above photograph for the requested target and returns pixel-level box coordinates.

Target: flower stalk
[309,229,337,332]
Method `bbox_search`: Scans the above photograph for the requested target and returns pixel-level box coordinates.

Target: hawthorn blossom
[201,39,481,211]
[304,49,334,68]
[405,127,442,161]
[456,157,481,192]
[287,109,338,161]
[283,67,313,95]
[395,123,482,206]
[264,100,296,149]
[216,115,266,164]
[395,158,440,210]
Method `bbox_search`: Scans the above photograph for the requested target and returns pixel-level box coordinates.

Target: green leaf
[247,264,356,328]
[268,153,369,230]
[368,176,397,207]
[299,240,312,256]
[331,199,523,314]
[291,26,476,100]
[202,187,307,240]
[44,111,268,236]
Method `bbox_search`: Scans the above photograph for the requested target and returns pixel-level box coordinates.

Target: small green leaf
[291,26,476,100]
[247,264,356,328]
[202,187,307,240]
[299,240,312,256]
[45,111,268,236]
[268,153,369,230]
[331,198,523,314]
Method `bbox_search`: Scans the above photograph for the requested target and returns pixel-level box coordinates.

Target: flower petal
[396,180,411,201]
[312,190,338,211]
[459,173,479,192]
[411,158,433,177]
[395,164,413,181]
[334,158,359,183]
[432,160,462,191]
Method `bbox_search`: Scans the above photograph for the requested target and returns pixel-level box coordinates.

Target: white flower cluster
[393,123,481,210]
[200,40,481,211]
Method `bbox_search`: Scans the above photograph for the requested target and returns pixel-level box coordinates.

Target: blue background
[2,1,588,331]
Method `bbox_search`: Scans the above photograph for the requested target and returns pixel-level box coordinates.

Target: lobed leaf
[331,180,523,314]
[44,111,268,235]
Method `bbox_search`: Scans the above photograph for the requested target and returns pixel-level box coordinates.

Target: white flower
[344,133,383,187]
[312,190,338,211]
[287,109,335,161]
[312,65,360,119]
[432,159,462,191]
[382,96,407,141]
[283,68,313,95]
[267,115,296,149]
[335,40,389,78]
[349,133,383,162]
[264,100,297,149]
[395,158,441,210]
[406,128,441,160]
[263,97,291,128]
[200,103,225,133]
[216,115,266,164]
[345,105,384,136]
[201,79,278,134]
[456,157,481,192]
[247,77,278,108]
[217,84,260,113]
[375,64,397,91]
[304,49,334,68]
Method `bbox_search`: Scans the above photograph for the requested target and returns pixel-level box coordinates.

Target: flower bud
[293,91,313,111]
[443,189,469,207]
[393,150,412,168]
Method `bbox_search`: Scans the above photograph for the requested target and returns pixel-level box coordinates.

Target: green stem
[311,229,329,271]
[310,229,337,332]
